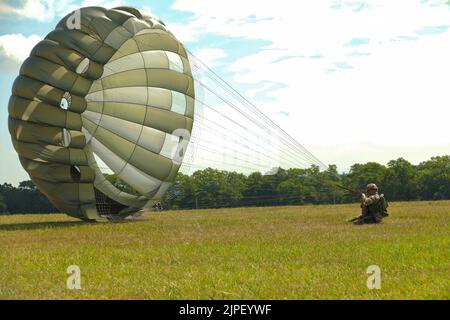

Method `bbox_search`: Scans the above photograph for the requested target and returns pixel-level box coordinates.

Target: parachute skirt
[8,6,195,221]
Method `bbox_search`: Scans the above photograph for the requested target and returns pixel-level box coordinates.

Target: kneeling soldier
[352,183,389,225]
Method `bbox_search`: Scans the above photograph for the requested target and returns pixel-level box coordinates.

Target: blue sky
[1,0,450,184]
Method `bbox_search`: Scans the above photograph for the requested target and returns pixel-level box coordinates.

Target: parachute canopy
[8,6,195,221]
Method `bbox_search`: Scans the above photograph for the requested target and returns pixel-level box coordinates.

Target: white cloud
[0,0,56,21]
[171,0,450,168]
[0,0,125,21]
[192,48,227,67]
[246,82,274,98]
[0,33,42,72]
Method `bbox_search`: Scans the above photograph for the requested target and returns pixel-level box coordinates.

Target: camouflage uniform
[353,184,389,225]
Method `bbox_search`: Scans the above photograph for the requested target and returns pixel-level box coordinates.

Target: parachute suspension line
[192,98,314,168]
[187,64,315,162]
[189,73,325,170]
[189,131,311,170]
[183,157,261,172]
[191,76,323,167]
[188,65,325,170]
[192,113,310,168]
[187,50,328,170]
[189,70,326,170]
[190,127,280,168]
[187,77,324,172]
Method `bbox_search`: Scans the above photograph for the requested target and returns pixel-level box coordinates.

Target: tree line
[164,156,450,209]
[0,155,449,214]
[0,180,56,214]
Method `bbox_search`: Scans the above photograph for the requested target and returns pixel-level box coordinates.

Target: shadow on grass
[0,216,150,231]
[0,220,89,231]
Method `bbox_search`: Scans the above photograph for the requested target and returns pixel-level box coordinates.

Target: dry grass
[0,201,449,299]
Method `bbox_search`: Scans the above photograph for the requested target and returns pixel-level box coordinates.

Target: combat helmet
[366,183,378,190]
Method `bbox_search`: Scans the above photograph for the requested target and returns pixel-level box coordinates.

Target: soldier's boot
[348,216,361,223]
[373,214,383,224]
[352,217,366,225]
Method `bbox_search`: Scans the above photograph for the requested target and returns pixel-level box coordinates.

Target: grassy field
[0,201,449,300]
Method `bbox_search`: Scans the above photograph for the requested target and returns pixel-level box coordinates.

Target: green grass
[0,201,449,299]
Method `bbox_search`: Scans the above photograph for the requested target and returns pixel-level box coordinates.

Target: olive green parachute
[8,6,195,221]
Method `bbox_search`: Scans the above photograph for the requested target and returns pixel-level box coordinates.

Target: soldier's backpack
[367,194,389,217]
[379,194,389,217]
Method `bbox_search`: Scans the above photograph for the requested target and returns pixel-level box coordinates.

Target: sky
[1,0,449,185]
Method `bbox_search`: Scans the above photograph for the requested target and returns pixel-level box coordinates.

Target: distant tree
[0,181,56,214]
[0,193,7,214]
[224,171,246,207]
[348,162,387,191]
[18,180,36,190]
[324,164,347,204]
[242,172,266,206]
[383,158,418,200]
[190,168,246,208]
[242,169,290,206]
[165,172,196,209]
[416,156,450,200]
[277,178,304,205]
